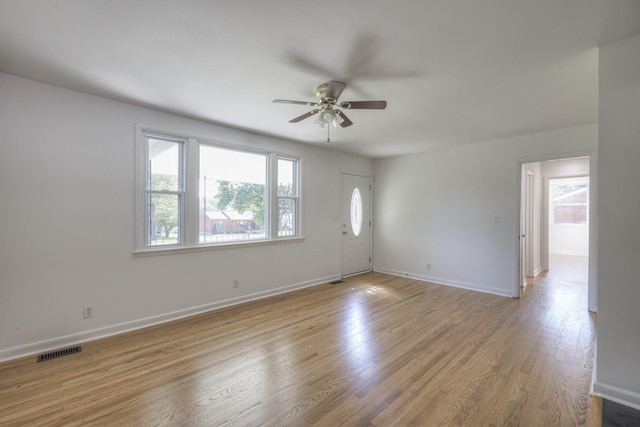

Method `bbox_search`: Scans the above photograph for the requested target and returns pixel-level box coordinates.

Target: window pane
[351,188,363,236]
[148,193,180,246]
[278,199,295,236]
[552,182,588,224]
[278,158,295,197]
[554,204,587,224]
[199,145,266,243]
[148,138,180,191]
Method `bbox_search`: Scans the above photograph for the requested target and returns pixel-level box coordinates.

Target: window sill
[133,237,304,257]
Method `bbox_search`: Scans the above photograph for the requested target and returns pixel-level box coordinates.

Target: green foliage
[150,174,179,238]
[216,180,265,226]
[152,173,178,192]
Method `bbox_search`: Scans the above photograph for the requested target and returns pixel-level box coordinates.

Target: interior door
[519,166,533,291]
[342,173,371,277]
[525,170,535,277]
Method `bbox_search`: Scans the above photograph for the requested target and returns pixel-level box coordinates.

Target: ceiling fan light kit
[313,109,343,128]
[273,81,387,141]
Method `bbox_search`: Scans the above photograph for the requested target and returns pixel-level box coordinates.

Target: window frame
[275,156,301,238]
[135,126,303,254]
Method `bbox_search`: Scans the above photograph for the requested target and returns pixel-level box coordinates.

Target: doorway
[518,155,596,312]
[341,173,372,277]
[548,177,589,258]
[547,175,590,292]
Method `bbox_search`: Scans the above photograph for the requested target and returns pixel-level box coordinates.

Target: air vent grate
[37,346,82,362]
[329,280,344,285]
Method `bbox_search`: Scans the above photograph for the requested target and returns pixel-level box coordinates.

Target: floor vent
[330,280,344,285]
[37,346,82,362]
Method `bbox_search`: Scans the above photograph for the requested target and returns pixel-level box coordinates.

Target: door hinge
[369,257,371,262]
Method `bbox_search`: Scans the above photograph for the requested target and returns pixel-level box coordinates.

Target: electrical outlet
[233,278,239,288]
[427,264,432,271]
[83,305,94,318]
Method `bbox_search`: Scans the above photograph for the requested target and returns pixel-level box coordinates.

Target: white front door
[342,173,371,277]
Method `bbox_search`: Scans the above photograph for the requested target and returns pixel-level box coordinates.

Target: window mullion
[184,138,199,246]
[268,153,278,240]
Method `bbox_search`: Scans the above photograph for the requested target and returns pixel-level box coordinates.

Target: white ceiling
[1,1,640,158]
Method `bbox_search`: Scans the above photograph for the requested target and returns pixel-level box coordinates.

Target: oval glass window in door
[351,188,363,236]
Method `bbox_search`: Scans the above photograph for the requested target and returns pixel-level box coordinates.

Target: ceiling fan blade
[274,99,320,106]
[289,109,320,123]
[341,100,387,109]
[336,110,353,128]
[327,81,347,100]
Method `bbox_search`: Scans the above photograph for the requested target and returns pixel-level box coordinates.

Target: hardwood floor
[547,254,589,285]
[1,264,599,426]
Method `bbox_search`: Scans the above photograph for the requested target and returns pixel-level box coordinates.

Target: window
[144,134,185,247]
[350,188,362,237]
[550,178,589,225]
[200,145,267,244]
[277,158,298,237]
[137,128,301,251]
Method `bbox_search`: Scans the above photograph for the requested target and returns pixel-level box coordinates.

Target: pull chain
[326,123,331,143]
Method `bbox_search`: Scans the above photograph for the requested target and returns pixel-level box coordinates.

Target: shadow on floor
[602,399,640,426]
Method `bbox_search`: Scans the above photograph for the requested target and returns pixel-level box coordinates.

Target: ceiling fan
[273,81,387,129]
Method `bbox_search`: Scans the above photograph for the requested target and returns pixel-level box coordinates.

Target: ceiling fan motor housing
[315,83,330,100]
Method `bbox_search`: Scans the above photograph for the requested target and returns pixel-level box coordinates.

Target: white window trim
[135,125,303,255]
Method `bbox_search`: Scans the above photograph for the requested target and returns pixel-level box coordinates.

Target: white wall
[0,73,372,361]
[595,34,640,409]
[373,125,597,297]
[543,159,590,257]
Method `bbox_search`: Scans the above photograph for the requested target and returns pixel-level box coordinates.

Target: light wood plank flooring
[1,264,598,426]
[547,254,589,285]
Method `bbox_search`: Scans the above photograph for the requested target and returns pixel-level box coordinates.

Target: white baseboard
[0,274,340,363]
[373,268,513,298]
[592,381,640,411]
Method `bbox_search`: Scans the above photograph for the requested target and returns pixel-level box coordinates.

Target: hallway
[547,254,589,287]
